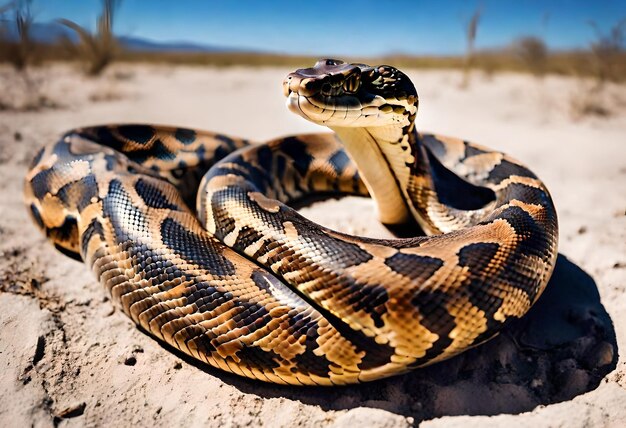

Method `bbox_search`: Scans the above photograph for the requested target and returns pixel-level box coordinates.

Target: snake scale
[24,60,558,385]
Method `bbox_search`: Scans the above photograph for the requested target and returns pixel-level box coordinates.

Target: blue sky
[31,0,626,56]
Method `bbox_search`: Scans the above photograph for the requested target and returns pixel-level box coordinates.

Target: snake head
[284,59,418,128]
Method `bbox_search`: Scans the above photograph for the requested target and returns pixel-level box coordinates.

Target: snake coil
[24,60,558,385]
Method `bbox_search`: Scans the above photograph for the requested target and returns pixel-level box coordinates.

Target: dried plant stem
[461,8,481,88]
[59,0,120,76]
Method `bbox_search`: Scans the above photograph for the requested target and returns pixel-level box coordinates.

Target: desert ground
[0,63,625,427]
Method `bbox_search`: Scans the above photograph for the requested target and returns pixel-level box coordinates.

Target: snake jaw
[283,59,418,128]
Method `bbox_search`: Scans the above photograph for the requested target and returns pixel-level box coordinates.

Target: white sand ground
[0,64,625,427]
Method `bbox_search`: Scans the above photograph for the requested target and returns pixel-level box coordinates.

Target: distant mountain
[0,20,240,53]
[116,36,234,53]
[1,20,78,43]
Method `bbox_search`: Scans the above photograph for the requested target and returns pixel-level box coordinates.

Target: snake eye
[343,72,361,93]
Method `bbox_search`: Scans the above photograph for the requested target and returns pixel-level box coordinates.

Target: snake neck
[331,125,436,229]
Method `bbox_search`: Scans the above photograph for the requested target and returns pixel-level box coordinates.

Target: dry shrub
[513,36,548,77]
[59,0,119,76]
[0,0,38,71]
[0,1,56,111]
[569,18,626,118]
[588,18,626,85]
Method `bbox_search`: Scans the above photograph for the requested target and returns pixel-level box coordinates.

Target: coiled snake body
[24,60,558,385]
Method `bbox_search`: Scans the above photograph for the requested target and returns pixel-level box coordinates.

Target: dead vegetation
[513,36,549,77]
[0,0,125,109]
[0,0,37,70]
[0,0,57,111]
[569,19,626,119]
[58,0,119,76]
[461,7,481,88]
[588,18,626,85]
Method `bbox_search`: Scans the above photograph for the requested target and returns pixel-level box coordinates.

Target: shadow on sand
[160,254,617,422]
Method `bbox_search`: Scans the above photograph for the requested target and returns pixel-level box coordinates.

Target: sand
[0,63,625,427]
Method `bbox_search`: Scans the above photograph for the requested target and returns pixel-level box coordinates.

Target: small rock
[14,131,22,141]
[577,226,587,234]
[123,356,137,366]
[56,402,86,419]
[173,361,182,370]
[33,335,46,366]
[331,408,407,428]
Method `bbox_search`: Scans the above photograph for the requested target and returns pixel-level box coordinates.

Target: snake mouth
[283,59,418,127]
[286,91,390,126]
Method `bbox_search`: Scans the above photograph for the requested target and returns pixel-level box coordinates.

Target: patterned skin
[23,60,558,385]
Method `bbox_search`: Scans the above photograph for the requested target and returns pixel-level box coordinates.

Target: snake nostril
[321,82,332,95]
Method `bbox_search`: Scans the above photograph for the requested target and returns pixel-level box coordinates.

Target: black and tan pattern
[24,59,558,385]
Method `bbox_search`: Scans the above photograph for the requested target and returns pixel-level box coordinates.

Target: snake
[24,59,558,386]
